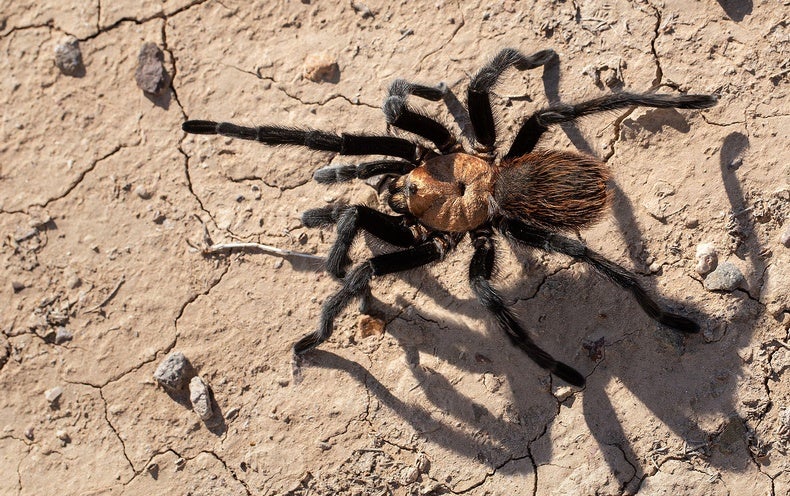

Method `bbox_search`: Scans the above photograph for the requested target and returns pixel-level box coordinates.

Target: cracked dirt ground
[1,0,789,494]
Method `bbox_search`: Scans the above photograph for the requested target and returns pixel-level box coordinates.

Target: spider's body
[183,48,716,387]
[389,150,611,234]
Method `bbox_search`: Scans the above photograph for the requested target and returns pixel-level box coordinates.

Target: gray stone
[54,327,73,344]
[135,42,170,96]
[54,36,84,76]
[153,352,192,392]
[704,262,745,292]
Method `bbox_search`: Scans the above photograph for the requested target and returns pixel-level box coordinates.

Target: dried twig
[85,275,126,314]
[203,242,325,261]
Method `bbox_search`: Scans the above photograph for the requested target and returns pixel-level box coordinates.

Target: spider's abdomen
[494,150,611,232]
[394,153,494,232]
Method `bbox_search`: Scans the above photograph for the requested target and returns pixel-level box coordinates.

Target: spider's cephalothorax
[183,48,717,387]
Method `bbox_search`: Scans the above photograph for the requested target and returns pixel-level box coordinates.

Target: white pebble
[780,225,790,248]
[56,429,70,444]
[189,376,213,421]
[695,242,718,275]
[44,386,63,404]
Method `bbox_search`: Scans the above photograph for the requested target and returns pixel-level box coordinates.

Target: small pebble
[695,242,718,275]
[703,262,745,292]
[415,453,430,474]
[11,281,25,293]
[153,351,193,392]
[45,386,63,404]
[54,36,84,76]
[55,429,70,444]
[225,407,240,420]
[189,376,213,421]
[134,184,152,200]
[685,217,699,229]
[400,465,420,485]
[553,385,575,402]
[303,52,339,83]
[54,327,73,344]
[24,427,34,440]
[781,225,790,248]
[135,42,170,96]
[66,272,81,289]
[146,462,159,477]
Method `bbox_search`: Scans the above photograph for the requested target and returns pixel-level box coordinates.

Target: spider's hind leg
[506,91,718,159]
[469,228,585,386]
[501,219,700,334]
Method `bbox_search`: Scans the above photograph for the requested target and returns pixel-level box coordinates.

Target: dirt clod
[303,52,340,83]
[695,242,718,275]
[357,314,385,339]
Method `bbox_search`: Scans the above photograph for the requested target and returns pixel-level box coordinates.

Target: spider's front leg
[469,228,586,387]
[467,48,557,150]
[293,233,455,355]
[301,205,418,278]
[383,79,456,152]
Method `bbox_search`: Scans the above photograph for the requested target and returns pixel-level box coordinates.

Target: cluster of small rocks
[153,351,214,421]
[54,38,171,95]
[695,243,745,292]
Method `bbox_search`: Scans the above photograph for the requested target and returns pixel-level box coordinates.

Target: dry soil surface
[2,0,790,495]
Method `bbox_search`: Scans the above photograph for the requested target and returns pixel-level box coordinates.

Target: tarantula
[183,48,716,387]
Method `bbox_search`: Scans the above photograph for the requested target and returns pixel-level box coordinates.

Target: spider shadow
[305,61,759,489]
[715,0,753,22]
[540,59,763,489]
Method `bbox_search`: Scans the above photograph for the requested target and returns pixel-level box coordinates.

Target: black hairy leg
[292,235,454,355]
[383,79,455,152]
[181,120,421,162]
[467,48,557,150]
[501,219,700,333]
[469,228,586,387]
[301,205,418,278]
[312,159,416,184]
[506,92,718,159]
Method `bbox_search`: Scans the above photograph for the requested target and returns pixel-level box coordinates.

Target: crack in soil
[80,0,210,42]
[0,145,124,215]
[99,387,136,478]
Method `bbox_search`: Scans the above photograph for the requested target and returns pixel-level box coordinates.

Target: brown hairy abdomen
[494,151,611,232]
